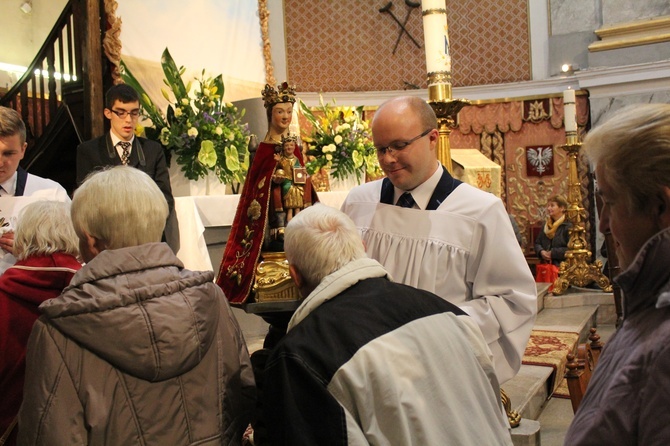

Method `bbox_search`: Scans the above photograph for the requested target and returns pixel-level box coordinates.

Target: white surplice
[342,179,537,383]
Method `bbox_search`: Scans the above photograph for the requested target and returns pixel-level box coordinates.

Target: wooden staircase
[0,0,110,195]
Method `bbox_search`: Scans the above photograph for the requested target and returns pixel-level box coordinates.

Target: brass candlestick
[552,131,612,295]
[427,72,470,173]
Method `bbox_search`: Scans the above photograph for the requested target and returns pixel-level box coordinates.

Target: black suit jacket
[76,134,174,213]
[76,134,179,252]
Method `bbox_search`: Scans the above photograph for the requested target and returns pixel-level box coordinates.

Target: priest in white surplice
[341,96,537,384]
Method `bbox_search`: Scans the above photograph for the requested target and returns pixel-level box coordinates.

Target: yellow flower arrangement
[300,97,381,182]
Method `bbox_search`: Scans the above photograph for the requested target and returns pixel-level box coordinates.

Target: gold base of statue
[552,133,611,295]
[253,251,302,302]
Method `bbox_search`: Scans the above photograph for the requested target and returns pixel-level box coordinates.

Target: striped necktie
[117,141,131,165]
[396,192,415,208]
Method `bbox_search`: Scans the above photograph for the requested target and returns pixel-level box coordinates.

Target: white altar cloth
[174,191,350,272]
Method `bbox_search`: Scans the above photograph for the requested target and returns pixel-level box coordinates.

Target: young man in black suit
[76,84,178,252]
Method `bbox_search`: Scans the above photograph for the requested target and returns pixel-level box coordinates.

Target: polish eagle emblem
[526,146,553,176]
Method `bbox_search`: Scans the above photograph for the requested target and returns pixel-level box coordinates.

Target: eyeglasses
[376,128,433,157]
[109,109,141,119]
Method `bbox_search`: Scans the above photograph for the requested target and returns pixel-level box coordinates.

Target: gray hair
[284,204,366,288]
[0,106,27,144]
[14,200,79,261]
[584,103,670,212]
[71,166,168,250]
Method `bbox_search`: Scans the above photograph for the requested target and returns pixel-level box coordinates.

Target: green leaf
[299,100,319,128]
[119,59,165,128]
[166,105,175,125]
[213,75,225,107]
[161,48,187,99]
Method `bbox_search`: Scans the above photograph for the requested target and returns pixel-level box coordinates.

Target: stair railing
[0,1,81,146]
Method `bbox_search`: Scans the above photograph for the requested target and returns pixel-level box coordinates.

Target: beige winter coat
[17,243,255,445]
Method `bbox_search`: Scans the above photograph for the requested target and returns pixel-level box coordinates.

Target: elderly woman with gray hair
[0,200,81,445]
[565,103,670,445]
[18,166,255,445]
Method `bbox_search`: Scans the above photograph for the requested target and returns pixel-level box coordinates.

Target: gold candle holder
[427,72,470,173]
[552,131,612,295]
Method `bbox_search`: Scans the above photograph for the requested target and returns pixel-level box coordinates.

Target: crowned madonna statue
[216,82,317,315]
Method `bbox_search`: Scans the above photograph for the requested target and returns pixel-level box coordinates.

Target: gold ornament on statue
[262,82,297,108]
[253,252,301,302]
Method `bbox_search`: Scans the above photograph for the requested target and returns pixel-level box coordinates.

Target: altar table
[174,191,350,272]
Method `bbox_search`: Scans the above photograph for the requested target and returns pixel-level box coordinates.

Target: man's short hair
[105,84,140,110]
[584,103,670,212]
[0,106,27,144]
[14,201,79,261]
[71,166,168,250]
[284,204,365,287]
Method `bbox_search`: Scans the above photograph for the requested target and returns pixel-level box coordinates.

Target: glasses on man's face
[375,128,432,157]
[110,109,141,119]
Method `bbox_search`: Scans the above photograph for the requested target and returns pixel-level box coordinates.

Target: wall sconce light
[561,63,576,74]
[20,1,32,14]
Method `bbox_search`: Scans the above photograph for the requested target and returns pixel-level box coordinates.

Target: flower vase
[329,171,362,191]
[169,163,227,196]
[205,171,228,196]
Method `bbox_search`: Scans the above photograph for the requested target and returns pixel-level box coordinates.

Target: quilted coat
[17,243,255,445]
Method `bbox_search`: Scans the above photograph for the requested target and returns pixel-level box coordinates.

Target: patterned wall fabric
[284,0,531,92]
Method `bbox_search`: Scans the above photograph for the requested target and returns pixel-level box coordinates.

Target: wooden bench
[565,328,604,413]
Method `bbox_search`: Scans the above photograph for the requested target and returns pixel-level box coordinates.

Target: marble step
[503,303,599,420]
[534,304,600,344]
[544,287,617,326]
[505,365,554,420]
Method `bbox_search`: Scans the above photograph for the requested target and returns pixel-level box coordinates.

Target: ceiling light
[20,1,32,14]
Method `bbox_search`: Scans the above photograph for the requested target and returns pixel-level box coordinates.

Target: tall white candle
[563,89,577,132]
[422,0,451,79]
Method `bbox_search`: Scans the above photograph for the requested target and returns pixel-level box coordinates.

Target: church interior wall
[283,0,531,92]
[548,0,670,74]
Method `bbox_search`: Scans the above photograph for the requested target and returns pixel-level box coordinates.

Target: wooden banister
[566,327,603,413]
[1,2,79,144]
[1,0,108,149]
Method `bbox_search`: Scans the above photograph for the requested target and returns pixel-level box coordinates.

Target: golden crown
[262,81,297,108]
[281,133,299,144]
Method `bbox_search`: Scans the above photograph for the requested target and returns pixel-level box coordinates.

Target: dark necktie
[396,192,415,208]
[117,141,131,165]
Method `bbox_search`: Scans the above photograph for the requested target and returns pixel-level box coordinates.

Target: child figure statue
[272,134,307,225]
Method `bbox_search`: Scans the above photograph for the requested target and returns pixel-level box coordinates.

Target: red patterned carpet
[522,330,579,396]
